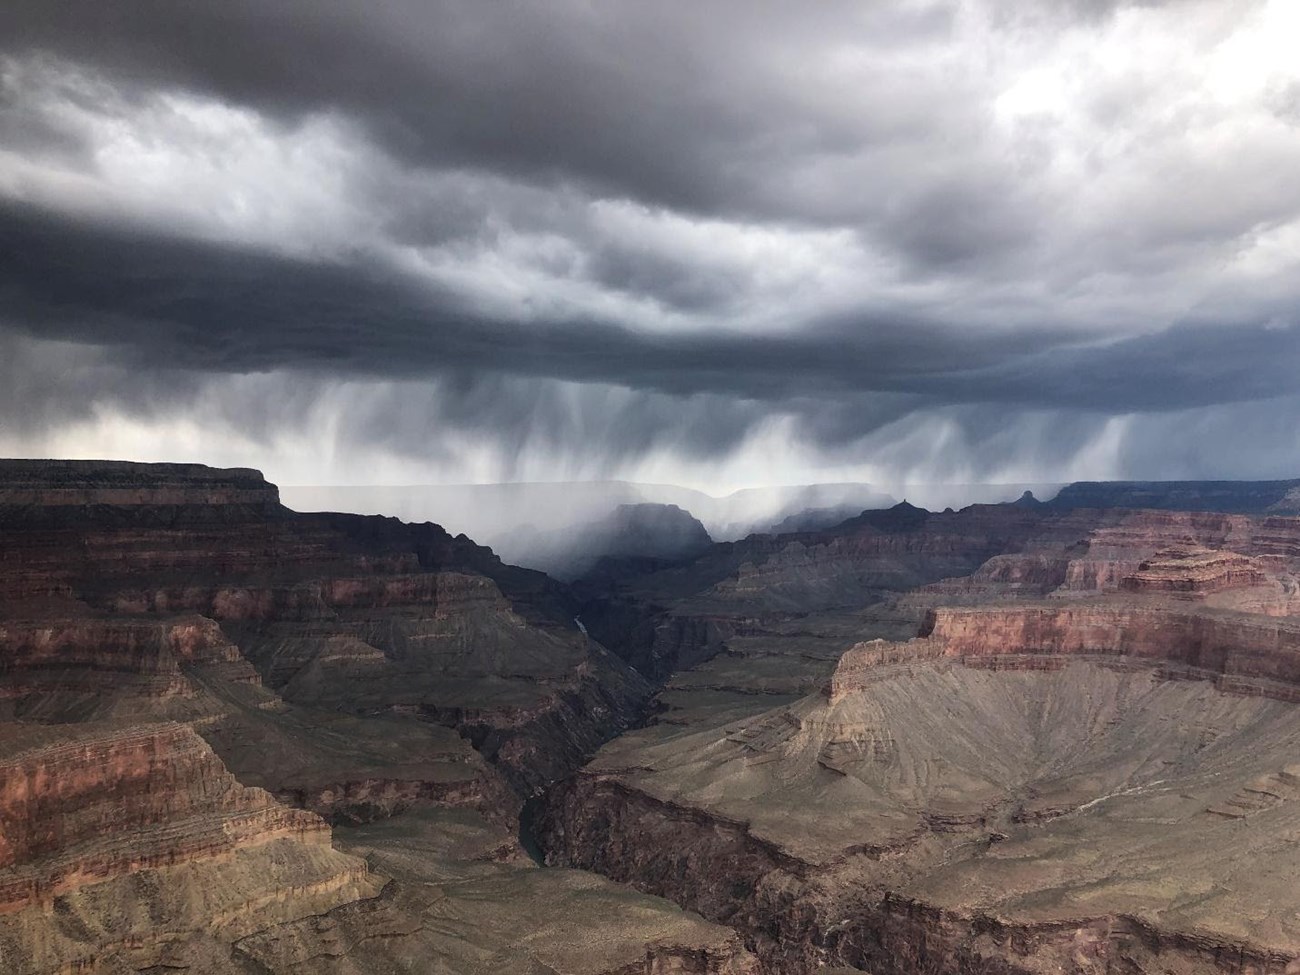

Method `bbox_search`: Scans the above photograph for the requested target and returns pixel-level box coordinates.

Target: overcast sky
[2,1,1299,492]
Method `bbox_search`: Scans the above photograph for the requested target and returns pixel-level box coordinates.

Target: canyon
[0,461,754,974]
[3,460,1300,973]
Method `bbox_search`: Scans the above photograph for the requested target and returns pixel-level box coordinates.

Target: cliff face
[234,808,763,975]
[0,617,259,717]
[1119,548,1269,594]
[548,759,1300,975]
[0,720,377,973]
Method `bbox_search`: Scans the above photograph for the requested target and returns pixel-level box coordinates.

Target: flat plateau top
[0,458,267,485]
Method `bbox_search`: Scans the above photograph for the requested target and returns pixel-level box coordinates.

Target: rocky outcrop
[1118,548,1268,594]
[910,553,1075,603]
[233,808,762,975]
[0,617,259,718]
[889,512,1300,622]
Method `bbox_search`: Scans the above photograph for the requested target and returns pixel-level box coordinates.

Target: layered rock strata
[0,720,376,971]
[0,460,743,975]
[0,461,650,790]
[0,459,280,510]
[235,808,761,975]
[831,602,1300,702]
[0,721,346,910]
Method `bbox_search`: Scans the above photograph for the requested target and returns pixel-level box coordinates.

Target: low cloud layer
[2,1,1299,491]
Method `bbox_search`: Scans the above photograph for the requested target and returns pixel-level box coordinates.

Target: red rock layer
[0,618,260,723]
[0,615,257,683]
[0,722,330,914]
[830,603,1300,701]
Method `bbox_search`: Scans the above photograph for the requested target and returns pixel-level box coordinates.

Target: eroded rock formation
[0,460,754,975]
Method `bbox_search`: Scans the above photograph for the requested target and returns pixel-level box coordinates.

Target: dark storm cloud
[1,0,1297,485]
[3,196,1298,426]
[0,0,1088,269]
[0,202,1113,402]
[0,199,1038,401]
[3,0,1261,286]
[0,1,918,217]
